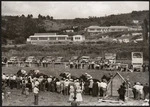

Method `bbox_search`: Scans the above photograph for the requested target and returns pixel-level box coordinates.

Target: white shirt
[5,76,9,80]
[47,78,52,83]
[75,82,80,88]
[64,81,70,87]
[56,81,61,86]
[139,85,144,94]
[99,82,107,88]
[134,85,143,94]
[12,75,17,80]
[34,81,39,86]
[89,81,93,88]
[2,75,6,80]
[133,85,141,90]
[33,87,39,94]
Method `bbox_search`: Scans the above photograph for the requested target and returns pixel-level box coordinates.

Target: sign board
[105,53,116,64]
[131,52,143,69]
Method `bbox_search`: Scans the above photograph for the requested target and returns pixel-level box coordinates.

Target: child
[25,87,29,97]
[71,97,79,106]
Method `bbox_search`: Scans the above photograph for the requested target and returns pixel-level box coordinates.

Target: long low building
[27,33,69,44]
[27,33,85,44]
[85,25,142,33]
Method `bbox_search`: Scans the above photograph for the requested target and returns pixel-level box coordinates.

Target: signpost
[131,52,143,72]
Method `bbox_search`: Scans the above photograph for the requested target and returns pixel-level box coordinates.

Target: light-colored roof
[30,35,68,37]
[73,35,84,37]
[88,26,129,29]
[34,33,57,35]
[110,26,129,29]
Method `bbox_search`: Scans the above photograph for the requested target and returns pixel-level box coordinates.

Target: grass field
[2,64,149,87]
[2,65,149,106]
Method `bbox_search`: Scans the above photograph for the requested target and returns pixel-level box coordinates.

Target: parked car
[18,57,26,62]
[54,57,64,64]
[2,56,7,65]
[80,56,90,63]
[25,56,36,63]
[41,56,53,63]
[7,56,19,64]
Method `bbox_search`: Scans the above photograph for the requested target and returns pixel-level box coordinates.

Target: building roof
[111,72,126,82]
[30,35,68,37]
[88,26,100,28]
[73,35,85,37]
[88,26,129,29]
[34,33,57,35]
[110,26,129,29]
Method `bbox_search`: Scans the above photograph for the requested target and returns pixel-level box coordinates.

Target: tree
[46,15,50,20]
[20,14,25,18]
[38,14,42,19]
[50,16,53,20]
[142,18,148,44]
[14,37,25,44]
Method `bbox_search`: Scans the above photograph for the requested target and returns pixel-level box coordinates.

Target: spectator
[92,80,99,97]
[143,83,149,100]
[33,86,39,105]
[99,79,107,98]
[69,85,75,102]
[132,82,137,99]
[117,84,126,101]
[88,79,93,95]
[25,87,29,98]
[76,86,83,105]
[71,97,78,106]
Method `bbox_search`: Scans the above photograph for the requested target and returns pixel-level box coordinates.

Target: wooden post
[111,80,113,96]
[126,77,129,98]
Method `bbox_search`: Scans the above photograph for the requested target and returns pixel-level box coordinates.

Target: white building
[86,26,130,33]
[72,35,85,42]
[27,33,69,44]
[66,30,74,33]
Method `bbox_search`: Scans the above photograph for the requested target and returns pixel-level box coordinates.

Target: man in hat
[47,75,52,91]
[117,84,126,101]
[133,82,142,100]
[89,79,93,95]
[143,83,149,100]
[64,79,70,95]
[33,86,39,105]
[99,79,107,98]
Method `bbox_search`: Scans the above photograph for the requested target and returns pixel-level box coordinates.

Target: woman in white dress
[76,86,83,103]
[69,85,75,102]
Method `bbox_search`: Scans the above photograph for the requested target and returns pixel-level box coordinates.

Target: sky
[1,1,149,19]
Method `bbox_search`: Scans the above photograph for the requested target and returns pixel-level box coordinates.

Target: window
[49,37,56,40]
[75,37,80,40]
[58,37,66,40]
[39,37,48,40]
[89,28,95,31]
[97,29,101,31]
[30,37,38,40]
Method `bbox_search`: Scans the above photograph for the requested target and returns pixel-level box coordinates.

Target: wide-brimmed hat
[136,82,140,85]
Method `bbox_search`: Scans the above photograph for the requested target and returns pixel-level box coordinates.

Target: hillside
[2,42,149,61]
[1,10,149,44]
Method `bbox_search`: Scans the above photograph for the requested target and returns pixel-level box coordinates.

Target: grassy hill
[1,10,149,44]
[2,42,149,61]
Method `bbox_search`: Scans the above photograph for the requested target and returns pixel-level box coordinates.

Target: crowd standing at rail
[2,69,149,105]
